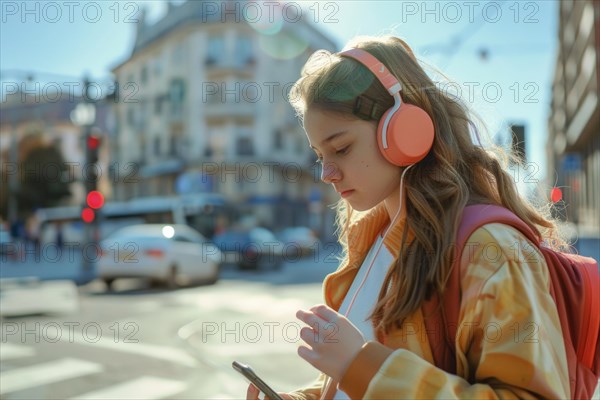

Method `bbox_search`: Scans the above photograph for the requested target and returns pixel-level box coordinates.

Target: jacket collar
[323,202,413,311]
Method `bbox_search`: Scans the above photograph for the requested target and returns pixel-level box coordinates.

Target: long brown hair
[288,35,569,334]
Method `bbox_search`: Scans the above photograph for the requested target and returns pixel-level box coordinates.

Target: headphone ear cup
[377,104,434,166]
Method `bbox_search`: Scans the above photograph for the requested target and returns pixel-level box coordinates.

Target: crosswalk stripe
[0,342,35,360]
[69,376,186,400]
[0,357,103,395]
[59,333,199,368]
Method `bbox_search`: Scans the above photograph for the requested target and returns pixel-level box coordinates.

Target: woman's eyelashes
[336,145,350,156]
[313,145,350,165]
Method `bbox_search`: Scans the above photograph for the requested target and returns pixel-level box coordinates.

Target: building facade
[110,0,338,234]
[547,0,599,239]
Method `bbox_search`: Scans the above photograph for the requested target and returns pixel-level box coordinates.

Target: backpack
[422,204,600,399]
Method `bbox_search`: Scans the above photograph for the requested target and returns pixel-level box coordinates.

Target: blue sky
[1,0,558,183]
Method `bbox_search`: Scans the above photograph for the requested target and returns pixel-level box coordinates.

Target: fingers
[246,383,259,400]
[297,304,339,327]
[247,383,290,400]
[310,304,339,323]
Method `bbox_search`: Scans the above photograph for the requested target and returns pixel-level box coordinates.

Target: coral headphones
[338,48,435,166]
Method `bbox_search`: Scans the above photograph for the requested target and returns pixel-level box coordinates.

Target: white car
[97,224,222,290]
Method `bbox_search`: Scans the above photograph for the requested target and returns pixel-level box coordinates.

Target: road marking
[70,376,186,400]
[59,333,199,368]
[201,341,296,357]
[0,342,35,360]
[0,358,103,395]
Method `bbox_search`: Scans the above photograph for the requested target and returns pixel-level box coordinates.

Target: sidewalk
[0,242,96,284]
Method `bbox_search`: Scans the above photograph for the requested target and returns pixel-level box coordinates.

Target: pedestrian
[25,213,41,257]
[246,35,571,399]
[55,221,64,250]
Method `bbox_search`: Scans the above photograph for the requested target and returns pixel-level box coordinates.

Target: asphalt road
[0,255,340,399]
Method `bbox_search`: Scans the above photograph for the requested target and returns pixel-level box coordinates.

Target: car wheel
[104,278,115,291]
[166,265,178,289]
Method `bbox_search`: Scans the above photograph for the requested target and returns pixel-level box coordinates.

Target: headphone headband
[337,46,434,166]
[338,48,402,96]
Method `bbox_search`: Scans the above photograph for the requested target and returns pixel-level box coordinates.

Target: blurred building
[110,0,337,233]
[548,0,599,241]
[509,123,527,163]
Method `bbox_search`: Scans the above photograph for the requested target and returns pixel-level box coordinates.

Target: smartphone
[232,361,283,400]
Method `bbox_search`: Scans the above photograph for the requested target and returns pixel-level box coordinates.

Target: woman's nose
[321,161,341,183]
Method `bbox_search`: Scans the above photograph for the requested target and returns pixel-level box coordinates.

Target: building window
[155,95,163,114]
[154,56,162,77]
[169,124,183,156]
[274,129,283,150]
[138,100,148,130]
[153,136,161,156]
[169,79,185,116]
[236,126,254,156]
[170,135,178,156]
[237,137,254,156]
[206,35,225,66]
[235,36,254,66]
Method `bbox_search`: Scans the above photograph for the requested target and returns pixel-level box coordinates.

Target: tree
[17,142,72,214]
[0,128,74,221]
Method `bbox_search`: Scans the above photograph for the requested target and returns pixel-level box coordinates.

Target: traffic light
[551,187,563,203]
[83,134,103,224]
[81,207,95,223]
[85,134,101,193]
[82,191,104,224]
[87,135,100,163]
[86,191,104,209]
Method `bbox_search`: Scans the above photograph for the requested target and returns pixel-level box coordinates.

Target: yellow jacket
[290,202,570,399]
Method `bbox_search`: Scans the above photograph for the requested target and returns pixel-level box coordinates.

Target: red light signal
[551,187,563,203]
[87,135,100,150]
[81,207,95,223]
[86,191,105,209]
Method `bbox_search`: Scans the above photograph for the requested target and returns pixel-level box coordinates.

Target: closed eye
[336,146,350,155]
[313,145,350,166]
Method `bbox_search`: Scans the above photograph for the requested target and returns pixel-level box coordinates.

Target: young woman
[247,35,570,399]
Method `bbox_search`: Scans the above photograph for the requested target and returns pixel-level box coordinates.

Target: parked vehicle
[0,226,13,254]
[212,227,284,270]
[278,226,321,258]
[97,224,222,290]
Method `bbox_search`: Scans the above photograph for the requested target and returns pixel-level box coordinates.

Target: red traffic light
[86,191,105,209]
[81,207,95,223]
[551,187,563,203]
[87,135,100,150]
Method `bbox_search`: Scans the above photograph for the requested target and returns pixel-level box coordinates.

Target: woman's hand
[296,304,366,382]
[246,384,292,399]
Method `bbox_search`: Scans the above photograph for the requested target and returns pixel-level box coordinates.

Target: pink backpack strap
[423,204,539,373]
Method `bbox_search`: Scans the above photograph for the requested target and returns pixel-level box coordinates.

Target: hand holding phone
[233,361,284,400]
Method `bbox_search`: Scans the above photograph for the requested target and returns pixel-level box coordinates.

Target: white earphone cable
[342,163,413,318]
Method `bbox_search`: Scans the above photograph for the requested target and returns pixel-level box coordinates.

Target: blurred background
[0,0,598,399]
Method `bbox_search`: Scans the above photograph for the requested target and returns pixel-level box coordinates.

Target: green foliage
[17,144,72,214]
